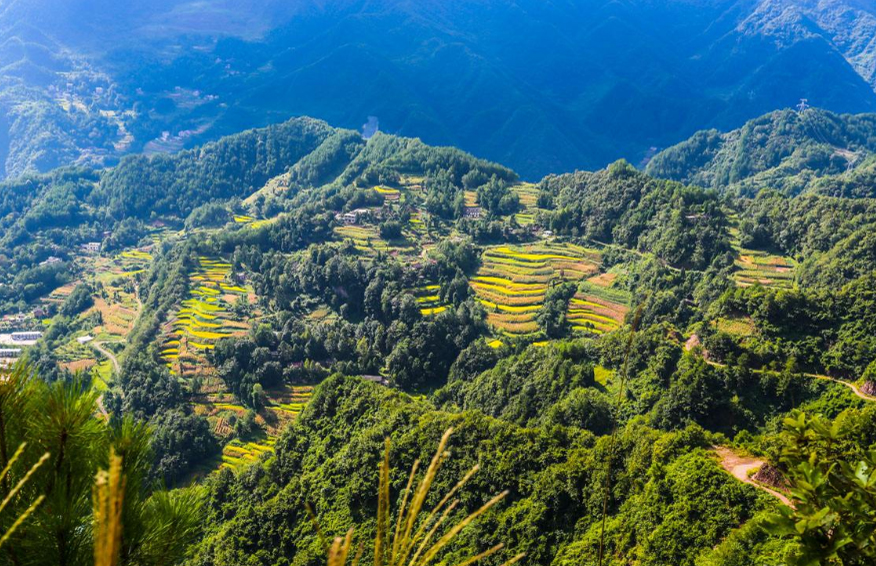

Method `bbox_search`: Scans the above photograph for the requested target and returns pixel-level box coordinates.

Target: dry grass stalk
[330,427,524,566]
[0,442,49,549]
[93,449,125,566]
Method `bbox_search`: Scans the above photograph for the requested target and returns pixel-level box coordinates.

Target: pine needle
[325,428,522,566]
[0,494,45,549]
[93,449,126,566]
[0,449,50,516]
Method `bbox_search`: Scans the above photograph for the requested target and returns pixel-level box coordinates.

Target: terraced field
[268,385,315,419]
[512,183,541,226]
[734,250,796,288]
[472,242,602,338]
[116,249,153,276]
[334,224,389,255]
[464,190,478,207]
[221,437,277,470]
[409,211,427,234]
[43,247,152,378]
[160,257,251,379]
[413,284,448,316]
[729,219,796,288]
[204,384,314,472]
[567,294,627,335]
[374,186,401,203]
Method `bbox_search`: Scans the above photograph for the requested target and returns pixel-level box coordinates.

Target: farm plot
[194,384,314,472]
[267,385,315,420]
[412,284,449,316]
[221,437,277,470]
[472,243,601,338]
[374,186,402,203]
[160,257,252,379]
[464,190,478,207]
[567,294,627,335]
[728,218,795,288]
[334,225,389,255]
[511,183,542,226]
[409,211,427,234]
[734,250,795,288]
[116,249,153,276]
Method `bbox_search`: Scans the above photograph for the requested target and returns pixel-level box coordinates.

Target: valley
[1,108,876,565]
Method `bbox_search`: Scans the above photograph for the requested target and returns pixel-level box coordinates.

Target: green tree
[765,412,876,566]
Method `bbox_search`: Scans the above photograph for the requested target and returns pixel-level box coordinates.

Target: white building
[464,206,482,219]
[12,331,42,342]
[81,242,101,253]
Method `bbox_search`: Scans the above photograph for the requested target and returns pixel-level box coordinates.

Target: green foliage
[535,282,576,338]
[60,282,94,317]
[763,412,876,565]
[188,376,761,566]
[647,109,876,196]
[541,162,730,269]
[0,365,204,565]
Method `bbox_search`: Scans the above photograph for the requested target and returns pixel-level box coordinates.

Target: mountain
[2,112,876,564]
[5,0,876,180]
[645,108,876,196]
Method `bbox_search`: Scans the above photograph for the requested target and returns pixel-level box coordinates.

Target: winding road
[686,337,875,403]
[91,341,120,373]
[809,373,875,401]
[714,446,792,507]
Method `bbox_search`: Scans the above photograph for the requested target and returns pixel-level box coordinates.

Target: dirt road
[714,446,792,507]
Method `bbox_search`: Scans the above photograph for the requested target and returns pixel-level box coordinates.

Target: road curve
[92,341,120,373]
[714,446,792,507]
[808,373,875,402]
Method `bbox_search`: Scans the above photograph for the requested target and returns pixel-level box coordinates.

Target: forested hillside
[646,108,876,196]
[2,113,876,565]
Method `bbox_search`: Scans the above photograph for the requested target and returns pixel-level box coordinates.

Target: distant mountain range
[4,0,876,180]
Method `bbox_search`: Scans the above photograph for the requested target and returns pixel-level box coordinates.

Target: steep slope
[646,108,876,195]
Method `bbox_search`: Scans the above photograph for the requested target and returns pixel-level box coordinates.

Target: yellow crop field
[471,243,603,337]
[421,305,448,316]
[471,276,543,290]
[478,300,541,313]
[161,256,255,378]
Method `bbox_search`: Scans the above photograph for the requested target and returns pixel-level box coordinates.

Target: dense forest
[647,108,876,197]
[2,110,876,566]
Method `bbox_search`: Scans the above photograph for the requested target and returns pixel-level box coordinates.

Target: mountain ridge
[5,0,876,180]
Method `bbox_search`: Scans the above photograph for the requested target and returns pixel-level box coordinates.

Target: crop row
[472,243,601,337]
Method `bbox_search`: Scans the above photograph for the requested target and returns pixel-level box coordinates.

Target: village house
[339,208,370,225]
[12,331,43,342]
[81,242,102,254]
[464,206,482,219]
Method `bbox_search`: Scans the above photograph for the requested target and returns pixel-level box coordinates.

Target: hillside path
[92,342,120,373]
[809,373,875,401]
[714,446,792,507]
[686,340,875,403]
